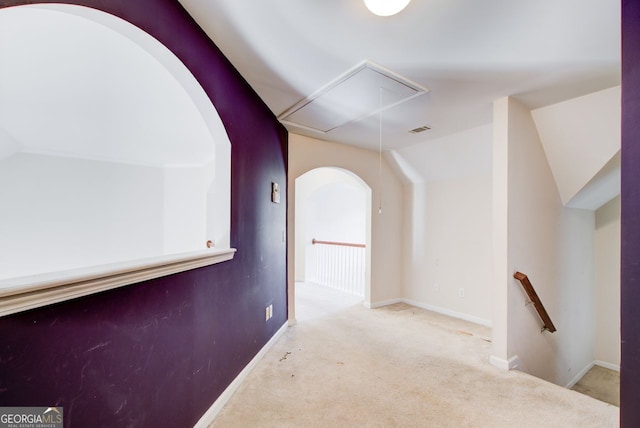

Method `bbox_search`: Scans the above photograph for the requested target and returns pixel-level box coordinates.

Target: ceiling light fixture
[364,0,411,16]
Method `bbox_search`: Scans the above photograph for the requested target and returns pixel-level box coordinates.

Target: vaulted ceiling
[0,1,622,210]
[178,0,620,151]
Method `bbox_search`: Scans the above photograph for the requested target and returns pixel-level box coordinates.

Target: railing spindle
[311,238,365,296]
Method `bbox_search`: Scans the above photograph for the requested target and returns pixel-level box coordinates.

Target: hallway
[211,296,617,427]
[294,281,362,323]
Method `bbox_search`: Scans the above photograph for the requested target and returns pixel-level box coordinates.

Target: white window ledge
[0,248,236,317]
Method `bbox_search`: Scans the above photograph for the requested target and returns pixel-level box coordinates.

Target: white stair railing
[311,239,365,297]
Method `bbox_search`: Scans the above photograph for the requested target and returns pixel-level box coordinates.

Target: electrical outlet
[459,288,465,298]
[269,304,273,319]
[265,306,270,321]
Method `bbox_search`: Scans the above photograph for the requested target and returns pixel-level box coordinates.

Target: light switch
[271,182,280,203]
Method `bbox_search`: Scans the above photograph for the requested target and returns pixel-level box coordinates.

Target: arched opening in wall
[0,5,231,288]
[294,167,371,323]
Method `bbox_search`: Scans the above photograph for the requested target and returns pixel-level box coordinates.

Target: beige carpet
[211,295,618,427]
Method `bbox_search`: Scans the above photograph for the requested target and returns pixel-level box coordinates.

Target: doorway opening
[294,167,371,322]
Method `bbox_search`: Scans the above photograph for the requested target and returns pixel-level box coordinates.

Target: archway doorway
[294,167,371,322]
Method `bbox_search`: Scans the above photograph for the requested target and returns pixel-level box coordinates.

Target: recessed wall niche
[0,4,231,281]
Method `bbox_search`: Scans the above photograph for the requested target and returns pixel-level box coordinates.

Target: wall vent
[409,125,431,134]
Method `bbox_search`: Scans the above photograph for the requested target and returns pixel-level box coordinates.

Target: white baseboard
[402,299,493,327]
[490,354,520,371]
[365,298,403,309]
[362,294,494,329]
[194,322,288,428]
[367,298,492,328]
[595,360,620,372]
[566,361,596,389]
[564,359,621,389]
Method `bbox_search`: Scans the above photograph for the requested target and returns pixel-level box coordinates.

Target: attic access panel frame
[278,60,428,134]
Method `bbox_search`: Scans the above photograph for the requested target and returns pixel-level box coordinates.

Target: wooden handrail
[514,272,556,333]
[312,238,365,248]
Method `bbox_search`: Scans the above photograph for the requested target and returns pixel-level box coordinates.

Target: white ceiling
[178,0,620,151]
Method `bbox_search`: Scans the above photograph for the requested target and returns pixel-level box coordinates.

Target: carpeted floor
[572,365,620,406]
[294,281,363,323]
[210,285,618,427]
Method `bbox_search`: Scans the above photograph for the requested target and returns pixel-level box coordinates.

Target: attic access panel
[278,61,428,133]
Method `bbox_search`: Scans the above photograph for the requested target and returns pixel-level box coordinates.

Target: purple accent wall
[0,1,287,426]
[622,0,640,425]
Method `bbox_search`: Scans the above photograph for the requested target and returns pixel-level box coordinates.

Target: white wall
[288,133,403,319]
[402,175,493,324]
[595,195,621,368]
[0,153,164,279]
[305,182,366,244]
[492,97,595,386]
[0,152,217,281]
[532,86,620,206]
[396,125,493,183]
[394,124,493,325]
[163,166,208,254]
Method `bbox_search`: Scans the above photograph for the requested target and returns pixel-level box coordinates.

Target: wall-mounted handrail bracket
[513,272,557,333]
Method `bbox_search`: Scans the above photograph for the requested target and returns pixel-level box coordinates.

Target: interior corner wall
[0,2,287,427]
[287,133,403,312]
[403,174,492,324]
[595,195,621,368]
[493,96,595,386]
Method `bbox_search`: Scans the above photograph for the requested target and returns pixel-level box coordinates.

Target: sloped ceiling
[395,124,493,182]
[178,0,620,151]
[0,6,215,167]
[532,86,621,209]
